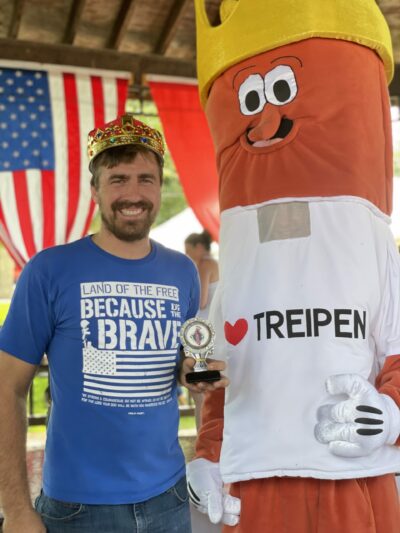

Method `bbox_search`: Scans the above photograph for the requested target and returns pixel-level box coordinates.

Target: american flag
[0,64,129,266]
[82,346,177,399]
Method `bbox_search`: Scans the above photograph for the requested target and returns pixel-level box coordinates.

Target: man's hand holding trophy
[179,317,229,391]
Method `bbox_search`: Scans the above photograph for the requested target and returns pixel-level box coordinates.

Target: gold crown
[87,114,165,169]
[195,0,394,106]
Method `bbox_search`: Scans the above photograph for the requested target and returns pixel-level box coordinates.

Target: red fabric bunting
[149,81,220,241]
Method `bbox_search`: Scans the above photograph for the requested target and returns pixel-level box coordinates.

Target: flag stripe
[63,74,81,242]
[48,71,68,246]
[103,77,119,122]
[116,363,176,370]
[0,172,29,262]
[91,76,105,127]
[26,170,43,252]
[83,388,173,398]
[0,219,25,267]
[80,75,106,238]
[83,381,172,391]
[67,75,94,242]
[12,171,36,258]
[41,169,55,248]
[81,375,174,384]
[117,78,128,115]
[84,370,175,377]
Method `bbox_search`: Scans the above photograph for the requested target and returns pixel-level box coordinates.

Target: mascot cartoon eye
[238,74,266,115]
[264,65,298,106]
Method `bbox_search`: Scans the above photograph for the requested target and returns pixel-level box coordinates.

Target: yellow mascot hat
[195,0,394,106]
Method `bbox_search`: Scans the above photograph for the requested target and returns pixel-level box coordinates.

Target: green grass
[30,374,49,415]
[27,373,49,435]
[28,425,47,434]
[0,299,10,325]
[179,416,196,431]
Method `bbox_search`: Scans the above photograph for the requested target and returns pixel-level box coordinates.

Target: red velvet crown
[87,114,165,168]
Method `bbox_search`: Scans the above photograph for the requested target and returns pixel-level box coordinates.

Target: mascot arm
[187,389,240,526]
[374,239,400,446]
[195,388,225,461]
[376,353,400,446]
[315,241,400,456]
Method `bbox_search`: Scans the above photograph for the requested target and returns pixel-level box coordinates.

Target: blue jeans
[34,476,191,533]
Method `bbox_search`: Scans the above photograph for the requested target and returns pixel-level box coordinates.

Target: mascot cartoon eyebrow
[187,1,400,532]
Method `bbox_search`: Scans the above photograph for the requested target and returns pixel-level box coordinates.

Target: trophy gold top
[179,318,215,356]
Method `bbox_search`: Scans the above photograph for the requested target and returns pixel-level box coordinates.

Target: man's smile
[111,200,153,221]
[119,207,146,217]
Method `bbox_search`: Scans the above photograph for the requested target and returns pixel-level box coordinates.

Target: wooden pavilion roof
[0,0,399,98]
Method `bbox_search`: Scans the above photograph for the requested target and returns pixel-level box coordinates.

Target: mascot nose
[247,106,282,142]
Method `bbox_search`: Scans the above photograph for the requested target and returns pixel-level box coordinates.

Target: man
[0,114,228,533]
[187,1,400,532]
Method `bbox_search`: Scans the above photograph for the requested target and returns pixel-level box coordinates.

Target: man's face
[91,152,161,242]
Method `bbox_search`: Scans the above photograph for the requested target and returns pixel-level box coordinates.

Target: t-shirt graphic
[80,281,181,411]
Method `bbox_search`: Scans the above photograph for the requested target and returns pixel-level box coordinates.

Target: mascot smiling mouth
[246,117,294,147]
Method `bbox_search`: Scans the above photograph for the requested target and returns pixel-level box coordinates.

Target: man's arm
[0,351,45,533]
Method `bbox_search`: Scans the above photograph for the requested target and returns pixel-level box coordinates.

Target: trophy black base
[186,370,221,384]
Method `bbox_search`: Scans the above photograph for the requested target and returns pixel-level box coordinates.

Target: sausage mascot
[187,1,400,532]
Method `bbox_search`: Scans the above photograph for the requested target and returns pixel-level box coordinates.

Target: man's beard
[100,199,156,242]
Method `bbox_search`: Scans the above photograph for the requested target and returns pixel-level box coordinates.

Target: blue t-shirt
[0,237,200,504]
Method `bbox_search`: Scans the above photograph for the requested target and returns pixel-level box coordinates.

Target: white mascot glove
[315,374,400,458]
[186,458,241,526]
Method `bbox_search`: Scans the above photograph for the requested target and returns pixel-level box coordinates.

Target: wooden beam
[63,0,87,44]
[154,0,190,56]
[0,38,196,78]
[0,37,397,97]
[8,0,25,39]
[107,0,136,50]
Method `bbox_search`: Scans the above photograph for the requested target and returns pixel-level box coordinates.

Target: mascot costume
[187,1,400,532]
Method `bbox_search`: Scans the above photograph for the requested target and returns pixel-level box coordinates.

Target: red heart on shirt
[224,319,248,346]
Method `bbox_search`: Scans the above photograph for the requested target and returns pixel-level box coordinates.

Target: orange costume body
[188,2,400,532]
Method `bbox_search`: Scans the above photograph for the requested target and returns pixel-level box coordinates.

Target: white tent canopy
[150,208,204,253]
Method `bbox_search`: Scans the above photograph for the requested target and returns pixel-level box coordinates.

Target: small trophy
[180,317,221,383]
